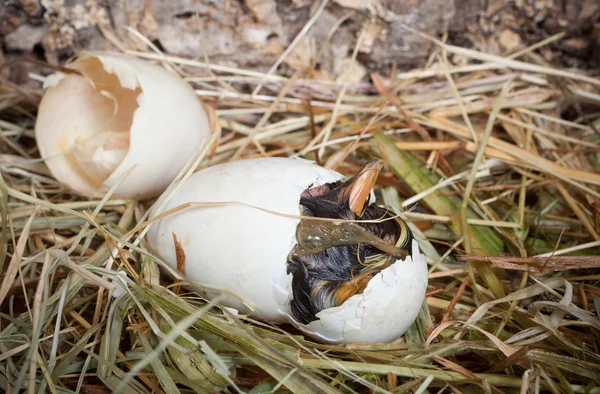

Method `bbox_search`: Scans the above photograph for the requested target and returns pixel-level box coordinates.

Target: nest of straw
[1,30,600,394]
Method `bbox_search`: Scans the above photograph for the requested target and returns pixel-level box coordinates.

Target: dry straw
[1,19,600,394]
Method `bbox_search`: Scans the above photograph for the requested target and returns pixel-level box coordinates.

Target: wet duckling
[287,159,413,324]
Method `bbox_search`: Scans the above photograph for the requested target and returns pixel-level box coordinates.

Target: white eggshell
[35,53,211,199]
[146,157,429,343]
[287,240,427,344]
[147,157,343,322]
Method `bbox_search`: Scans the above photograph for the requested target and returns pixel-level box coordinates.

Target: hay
[1,26,600,394]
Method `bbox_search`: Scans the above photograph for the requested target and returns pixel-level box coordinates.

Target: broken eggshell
[35,53,211,199]
[286,242,426,343]
[146,157,428,344]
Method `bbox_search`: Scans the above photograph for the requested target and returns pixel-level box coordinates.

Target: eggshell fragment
[35,53,211,199]
[146,157,428,343]
[288,240,427,344]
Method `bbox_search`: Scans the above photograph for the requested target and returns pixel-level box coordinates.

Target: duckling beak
[338,159,384,216]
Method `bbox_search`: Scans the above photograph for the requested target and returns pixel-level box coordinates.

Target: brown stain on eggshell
[172,232,186,295]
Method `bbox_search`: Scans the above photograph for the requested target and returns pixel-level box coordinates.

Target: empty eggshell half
[35,53,211,199]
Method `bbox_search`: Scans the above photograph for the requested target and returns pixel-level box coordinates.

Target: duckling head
[287,159,413,324]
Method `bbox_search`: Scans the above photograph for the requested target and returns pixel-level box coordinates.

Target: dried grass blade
[51,323,101,380]
[374,132,504,256]
[98,295,131,380]
[401,24,600,87]
[0,174,9,271]
[12,252,51,393]
[529,302,600,331]
[112,304,209,393]
[232,344,342,394]
[462,277,567,330]
[432,355,477,379]
[137,332,179,393]
[460,80,513,298]
[428,117,600,186]
[299,358,532,390]
[158,317,228,391]
[554,181,600,241]
[0,206,40,306]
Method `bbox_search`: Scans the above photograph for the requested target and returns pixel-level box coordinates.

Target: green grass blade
[375,131,504,256]
[375,131,506,298]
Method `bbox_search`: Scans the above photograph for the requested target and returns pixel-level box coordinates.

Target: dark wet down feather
[287,197,413,324]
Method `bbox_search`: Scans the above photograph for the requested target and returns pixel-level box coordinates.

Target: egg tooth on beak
[288,159,414,324]
[335,159,383,216]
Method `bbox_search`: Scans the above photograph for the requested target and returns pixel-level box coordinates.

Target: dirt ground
[2,0,599,89]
